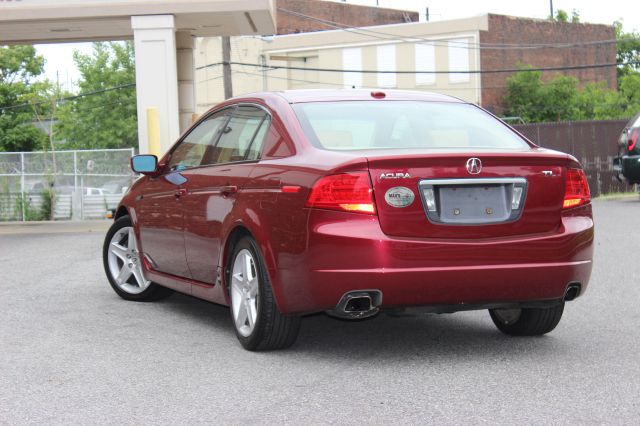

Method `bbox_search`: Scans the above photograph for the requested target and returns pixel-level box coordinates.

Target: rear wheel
[229,236,301,351]
[103,216,173,301]
[489,303,564,336]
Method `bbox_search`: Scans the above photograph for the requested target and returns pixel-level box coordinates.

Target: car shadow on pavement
[153,292,566,360]
[291,312,564,361]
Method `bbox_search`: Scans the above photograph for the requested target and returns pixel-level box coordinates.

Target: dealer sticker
[384,186,415,208]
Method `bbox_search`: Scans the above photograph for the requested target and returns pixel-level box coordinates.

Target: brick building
[480,14,616,114]
[275,0,417,34]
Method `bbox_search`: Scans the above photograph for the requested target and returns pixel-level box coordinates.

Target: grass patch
[594,191,638,200]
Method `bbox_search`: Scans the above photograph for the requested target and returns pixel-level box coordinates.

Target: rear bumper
[273,205,594,314]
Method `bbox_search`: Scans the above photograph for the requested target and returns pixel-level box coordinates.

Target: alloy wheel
[107,226,150,295]
[230,249,260,337]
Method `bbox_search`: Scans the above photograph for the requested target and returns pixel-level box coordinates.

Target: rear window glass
[292,101,529,150]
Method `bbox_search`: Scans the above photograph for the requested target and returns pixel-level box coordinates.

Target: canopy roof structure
[0,0,275,44]
[1,0,276,154]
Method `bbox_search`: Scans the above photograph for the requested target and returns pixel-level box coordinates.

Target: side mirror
[131,155,158,175]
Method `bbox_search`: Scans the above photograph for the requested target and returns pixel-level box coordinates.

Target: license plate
[438,185,509,224]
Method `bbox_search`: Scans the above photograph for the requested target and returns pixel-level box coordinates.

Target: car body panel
[136,172,191,278]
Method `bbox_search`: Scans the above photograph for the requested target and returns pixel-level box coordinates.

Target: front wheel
[489,303,564,336]
[103,215,173,301]
[228,236,301,351]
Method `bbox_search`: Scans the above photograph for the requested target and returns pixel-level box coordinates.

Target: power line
[230,68,619,92]
[198,60,638,75]
[0,83,135,113]
[277,7,629,50]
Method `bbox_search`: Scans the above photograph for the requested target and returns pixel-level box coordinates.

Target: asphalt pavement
[1,198,639,425]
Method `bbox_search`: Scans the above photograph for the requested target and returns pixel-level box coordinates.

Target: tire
[103,215,173,301]
[489,303,565,336]
[228,236,301,351]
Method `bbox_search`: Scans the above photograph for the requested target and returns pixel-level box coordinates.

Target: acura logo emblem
[466,158,482,174]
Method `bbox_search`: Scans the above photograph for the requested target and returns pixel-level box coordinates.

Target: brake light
[563,168,590,209]
[628,128,639,151]
[305,172,376,214]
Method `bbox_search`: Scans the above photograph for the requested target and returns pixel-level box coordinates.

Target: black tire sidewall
[490,303,565,336]
[228,236,272,349]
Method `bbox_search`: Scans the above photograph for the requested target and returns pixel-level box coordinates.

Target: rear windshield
[292,101,529,150]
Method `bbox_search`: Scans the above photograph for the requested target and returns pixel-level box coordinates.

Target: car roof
[240,89,466,104]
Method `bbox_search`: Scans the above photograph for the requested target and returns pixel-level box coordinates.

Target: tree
[549,9,569,22]
[571,9,580,24]
[503,66,578,122]
[0,46,48,152]
[614,20,640,77]
[502,65,639,123]
[55,42,137,149]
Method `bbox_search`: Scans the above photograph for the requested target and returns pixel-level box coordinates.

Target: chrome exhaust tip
[328,290,383,320]
[564,283,581,301]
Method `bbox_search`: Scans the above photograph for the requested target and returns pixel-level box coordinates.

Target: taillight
[563,168,591,209]
[628,128,639,151]
[305,172,376,214]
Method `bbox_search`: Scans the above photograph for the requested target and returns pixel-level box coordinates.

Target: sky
[35,0,640,91]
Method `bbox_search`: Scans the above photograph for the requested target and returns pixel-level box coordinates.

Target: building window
[448,38,470,83]
[342,47,362,88]
[415,43,435,85]
[377,44,396,88]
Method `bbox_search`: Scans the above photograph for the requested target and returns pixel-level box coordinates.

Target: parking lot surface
[1,198,639,424]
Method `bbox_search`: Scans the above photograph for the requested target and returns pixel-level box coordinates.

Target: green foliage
[614,20,640,77]
[504,66,640,123]
[504,66,579,122]
[39,186,55,221]
[0,46,48,152]
[550,9,569,22]
[14,193,43,221]
[55,42,137,149]
[571,9,580,24]
[548,9,579,23]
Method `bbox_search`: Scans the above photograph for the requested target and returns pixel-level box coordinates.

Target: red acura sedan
[103,90,593,351]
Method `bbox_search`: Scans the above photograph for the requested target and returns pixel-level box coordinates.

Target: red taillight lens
[563,168,591,209]
[628,128,639,151]
[305,172,376,214]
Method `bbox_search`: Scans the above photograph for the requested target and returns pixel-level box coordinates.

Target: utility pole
[549,0,553,18]
[222,36,233,99]
[426,7,429,22]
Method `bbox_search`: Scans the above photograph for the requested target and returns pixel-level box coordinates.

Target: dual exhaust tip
[330,283,580,320]
[329,290,383,320]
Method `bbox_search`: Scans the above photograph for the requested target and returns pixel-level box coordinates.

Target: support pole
[20,152,25,222]
[147,107,162,158]
[222,36,233,99]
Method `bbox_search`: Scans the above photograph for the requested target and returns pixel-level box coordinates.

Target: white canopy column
[176,31,196,134]
[131,15,180,154]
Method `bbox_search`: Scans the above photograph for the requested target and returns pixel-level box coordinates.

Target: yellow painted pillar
[147,107,161,157]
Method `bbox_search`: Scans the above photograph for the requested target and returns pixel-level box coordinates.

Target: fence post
[73,151,78,193]
[20,152,25,222]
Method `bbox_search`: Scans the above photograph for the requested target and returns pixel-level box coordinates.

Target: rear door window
[206,106,270,165]
[168,110,229,171]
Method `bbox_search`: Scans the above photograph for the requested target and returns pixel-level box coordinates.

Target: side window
[168,111,228,171]
[207,106,270,165]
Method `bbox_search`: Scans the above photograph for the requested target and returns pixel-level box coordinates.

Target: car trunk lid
[367,149,571,239]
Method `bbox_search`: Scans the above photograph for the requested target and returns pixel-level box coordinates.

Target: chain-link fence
[0,148,135,221]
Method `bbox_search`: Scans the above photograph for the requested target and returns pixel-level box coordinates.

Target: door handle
[174,188,188,198]
[221,185,238,196]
